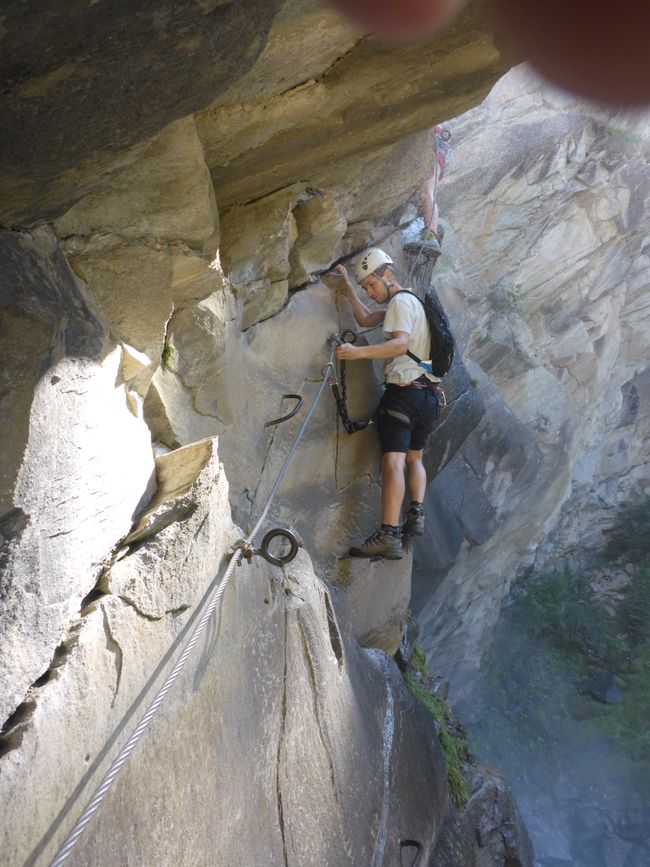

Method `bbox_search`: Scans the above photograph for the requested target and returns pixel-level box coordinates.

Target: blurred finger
[489,0,650,105]
[327,0,461,41]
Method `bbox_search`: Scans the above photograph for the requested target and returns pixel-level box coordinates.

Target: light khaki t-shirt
[382,291,440,385]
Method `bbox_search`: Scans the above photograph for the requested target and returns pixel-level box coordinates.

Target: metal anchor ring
[340,329,357,344]
[258,528,300,567]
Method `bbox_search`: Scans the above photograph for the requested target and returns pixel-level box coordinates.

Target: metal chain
[50,345,337,867]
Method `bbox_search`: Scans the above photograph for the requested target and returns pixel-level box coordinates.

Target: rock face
[0,228,155,726]
[0,0,507,226]
[432,767,534,867]
[412,65,650,696]
[0,437,449,866]
[0,0,284,225]
[0,3,519,865]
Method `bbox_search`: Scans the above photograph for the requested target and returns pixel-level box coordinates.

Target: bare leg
[418,176,436,232]
[405,449,426,503]
[381,451,406,525]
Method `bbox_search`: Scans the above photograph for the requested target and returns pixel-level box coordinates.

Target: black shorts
[376,382,441,454]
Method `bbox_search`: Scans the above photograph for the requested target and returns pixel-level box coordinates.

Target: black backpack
[393,289,455,378]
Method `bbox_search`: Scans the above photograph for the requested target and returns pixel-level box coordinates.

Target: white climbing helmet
[354,247,393,284]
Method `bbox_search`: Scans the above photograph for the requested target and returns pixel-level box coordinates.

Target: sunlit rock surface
[0,228,155,726]
[412,66,650,696]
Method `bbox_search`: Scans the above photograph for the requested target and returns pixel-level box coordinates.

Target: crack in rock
[101,607,123,708]
[298,619,352,858]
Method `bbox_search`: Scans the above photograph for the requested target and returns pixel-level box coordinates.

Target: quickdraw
[326,331,373,435]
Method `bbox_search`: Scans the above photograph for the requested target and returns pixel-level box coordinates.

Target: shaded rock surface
[1,0,507,226]
[431,767,534,867]
[333,553,414,655]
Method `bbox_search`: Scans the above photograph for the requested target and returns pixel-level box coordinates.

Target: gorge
[1,2,649,865]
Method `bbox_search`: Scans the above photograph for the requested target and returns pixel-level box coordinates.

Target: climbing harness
[327,326,447,435]
[49,345,337,867]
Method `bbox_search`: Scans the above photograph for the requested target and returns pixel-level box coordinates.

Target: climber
[415,125,451,253]
[333,248,441,560]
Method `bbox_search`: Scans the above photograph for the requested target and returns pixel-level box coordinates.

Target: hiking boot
[349,527,403,560]
[419,228,442,253]
[402,504,425,538]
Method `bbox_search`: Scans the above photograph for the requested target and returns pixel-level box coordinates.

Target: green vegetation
[161,337,176,371]
[474,496,650,767]
[486,282,523,316]
[618,566,650,643]
[405,644,470,807]
[603,498,650,564]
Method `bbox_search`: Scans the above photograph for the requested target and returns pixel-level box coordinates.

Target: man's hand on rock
[332,263,352,284]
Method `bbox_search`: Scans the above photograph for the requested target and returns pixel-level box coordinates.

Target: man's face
[361,272,389,303]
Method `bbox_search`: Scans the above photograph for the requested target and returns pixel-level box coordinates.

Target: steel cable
[50,346,336,867]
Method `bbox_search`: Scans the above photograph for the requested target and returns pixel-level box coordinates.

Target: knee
[405,450,423,468]
[382,452,406,475]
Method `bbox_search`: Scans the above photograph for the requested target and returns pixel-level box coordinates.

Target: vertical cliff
[0,2,531,865]
[412,66,650,696]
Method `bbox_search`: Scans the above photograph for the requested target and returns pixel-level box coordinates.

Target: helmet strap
[377,267,393,303]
